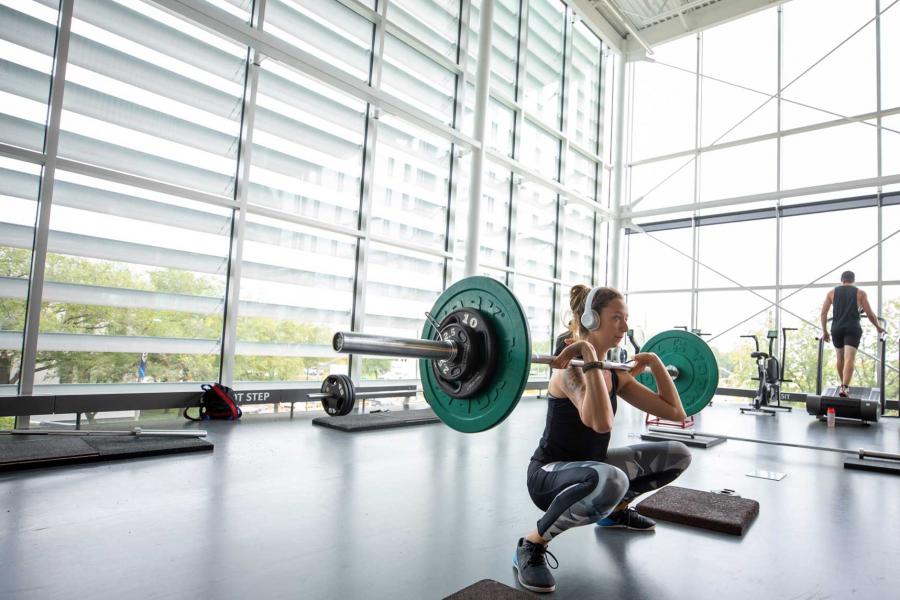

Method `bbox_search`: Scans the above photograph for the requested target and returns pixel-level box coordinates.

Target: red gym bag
[184,383,242,421]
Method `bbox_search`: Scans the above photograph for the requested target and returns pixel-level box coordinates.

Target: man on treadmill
[820,271,885,397]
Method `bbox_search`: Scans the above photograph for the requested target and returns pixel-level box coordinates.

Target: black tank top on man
[530,370,618,465]
[831,285,861,333]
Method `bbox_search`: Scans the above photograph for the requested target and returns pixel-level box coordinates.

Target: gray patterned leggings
[526,441,692,542]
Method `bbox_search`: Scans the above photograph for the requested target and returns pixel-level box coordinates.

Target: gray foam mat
[312,408,440,432]
[443,579,531,599]
[0,433,212,472]
[636,486,759,536]
[0,436,97,466]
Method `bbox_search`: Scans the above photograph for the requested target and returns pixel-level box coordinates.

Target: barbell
[326,276,719,433]
[646,426,900,461]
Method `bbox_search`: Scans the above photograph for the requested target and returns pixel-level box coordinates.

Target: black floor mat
[0,433,213,472]
[635,486,759,536]
[443,579,531,599]
[843,456,900,474]
[312,408,440,432]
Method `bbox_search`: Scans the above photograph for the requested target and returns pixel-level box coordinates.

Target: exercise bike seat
[750,352,769,359]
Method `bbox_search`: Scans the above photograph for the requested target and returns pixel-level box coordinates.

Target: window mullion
[19,0,74,415]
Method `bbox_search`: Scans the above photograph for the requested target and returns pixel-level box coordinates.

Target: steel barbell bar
[332,332,680,378]
[0,427,207,438]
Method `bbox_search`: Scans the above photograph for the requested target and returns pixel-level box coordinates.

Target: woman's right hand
[549,339,597,370]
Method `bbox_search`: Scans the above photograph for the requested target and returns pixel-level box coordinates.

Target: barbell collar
[858,448,900,461]
[333,332,458,361]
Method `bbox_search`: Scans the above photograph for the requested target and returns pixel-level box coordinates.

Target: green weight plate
[635,329,719,417]
[420,276,531,433]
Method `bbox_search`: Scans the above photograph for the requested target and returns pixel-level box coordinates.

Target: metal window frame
[444,0,472,287]
[349,0,388,384]
[219,0,266,388]
[550,3,574,345]
[690,32,701,331]
[16,0,74,428]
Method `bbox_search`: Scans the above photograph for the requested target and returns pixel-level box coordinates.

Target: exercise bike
[739,328,794,416]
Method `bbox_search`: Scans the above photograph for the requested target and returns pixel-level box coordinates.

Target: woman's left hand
[549,339,595,370]
[628,352,663,377]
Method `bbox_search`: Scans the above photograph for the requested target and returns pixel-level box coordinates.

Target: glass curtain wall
[0,0,612,412]
[624,0,900,399]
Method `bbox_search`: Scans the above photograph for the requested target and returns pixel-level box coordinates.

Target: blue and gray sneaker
[596,507,656,531]
[513,537,558,593]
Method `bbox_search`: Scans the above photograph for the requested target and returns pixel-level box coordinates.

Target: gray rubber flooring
[1,399,898,600]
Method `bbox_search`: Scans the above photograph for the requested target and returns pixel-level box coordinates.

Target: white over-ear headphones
[579,286,602,331]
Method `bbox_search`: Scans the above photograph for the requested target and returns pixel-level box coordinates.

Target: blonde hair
[566,284,624,340]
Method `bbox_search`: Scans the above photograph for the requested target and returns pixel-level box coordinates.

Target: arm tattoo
[562,367,585,396]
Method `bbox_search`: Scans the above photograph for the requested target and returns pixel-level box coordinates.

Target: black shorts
[831,327,862,349]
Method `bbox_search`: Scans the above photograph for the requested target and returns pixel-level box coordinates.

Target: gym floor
[1,399,898,600]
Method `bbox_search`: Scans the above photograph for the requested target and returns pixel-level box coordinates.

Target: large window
[781,124,877,190]
[250,63,365,228]
[624,1,898,401]
[523,0,565,128]
[1,0,59,152]
[515,275,554,378]
[1,0,612,410]
[235,217,354,384]
[388,0,460,60]
[34,1,243,387]
[515,183,557,279]
[266,0,372,81]
[371,115,452,248]
[781,0,875,129]
[626,0,893,215]
[626,227,693,291]
[884,2,900,109]
[697,290,775,389]
[781,207,878,286]
[625,292,692,339]
[382,34,457,125]
[0,158,40,396]
[700,8,777,145]
[562,202,595,284]
[628,155,694,212]
[0,0,56,397]
[883,203,900,281]
[362,244,444,381]
[568,21,602,152]
[697,218,775,288]
[699,140,776,203]
[629,36,697,161]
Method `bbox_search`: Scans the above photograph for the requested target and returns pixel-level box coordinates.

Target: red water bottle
[826,407,836,428]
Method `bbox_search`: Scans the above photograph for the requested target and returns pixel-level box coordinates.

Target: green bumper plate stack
[635,329,719,417]
[420,277,531,433]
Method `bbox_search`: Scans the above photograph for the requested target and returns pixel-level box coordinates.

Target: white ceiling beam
[623,0,785,59]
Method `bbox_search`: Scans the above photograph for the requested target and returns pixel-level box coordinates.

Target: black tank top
[832,285,861,331]
[530,371,618,465]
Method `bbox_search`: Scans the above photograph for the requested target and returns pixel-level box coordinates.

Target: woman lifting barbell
[513,285,692,594]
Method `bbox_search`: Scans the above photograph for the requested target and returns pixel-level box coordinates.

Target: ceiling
[573,0,782,56]
[599,0,725,33]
